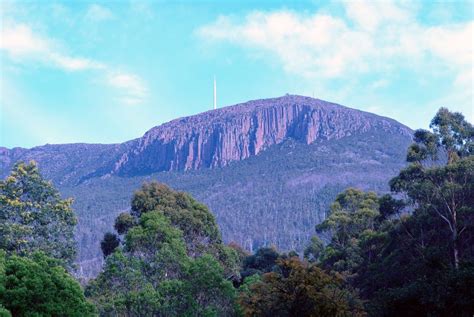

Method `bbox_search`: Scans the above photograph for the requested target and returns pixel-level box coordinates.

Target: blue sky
[1,0,472,148]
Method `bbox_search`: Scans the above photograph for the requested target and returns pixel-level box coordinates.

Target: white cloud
[85,4,114,22]
[370,79,389,90]
[1,24,49,57]
[344,1,413,32]
[49,53,105,71]
[197,4,472,80]
[196,1,473,121]
[0,23,105,71]
[197,12,369,78]
[107,72,148,105]
[1,22,148,105]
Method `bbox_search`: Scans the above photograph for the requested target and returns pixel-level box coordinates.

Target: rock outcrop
[113,95,411,176]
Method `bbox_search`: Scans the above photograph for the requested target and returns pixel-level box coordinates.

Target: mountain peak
[113,96,411,176]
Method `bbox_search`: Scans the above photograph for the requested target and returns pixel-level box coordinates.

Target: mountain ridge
[112,95,411,176]
[1,95,412,182]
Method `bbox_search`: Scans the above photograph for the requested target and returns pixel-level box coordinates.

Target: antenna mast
[213,76,217,110]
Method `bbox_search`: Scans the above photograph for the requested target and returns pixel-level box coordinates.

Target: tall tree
[87,184,238,316]
[0,161,77,267]
[0,251,96,316]
[392,108,474,269]
[336,108,474,316]
[130,182,240,279]
[406,108,473,164]
[315,188,381,277]
[100,232,120,258]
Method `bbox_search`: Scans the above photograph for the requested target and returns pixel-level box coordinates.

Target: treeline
[0,107,473,316]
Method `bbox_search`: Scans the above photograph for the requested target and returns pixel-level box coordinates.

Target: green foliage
[391,137,474,269]
[0,163,93,316]
[124,211,189,280]
[131,182,221,245]
[241,247,280,280]
[311,108,474,316]
[100,232,120,258]
[364,155,474,315]
[87,187,238,316]
[178,255,236,316]
[0,251,96,316]
[0,161,77,267]
[315,188,382,277]
[238,257,365,317]
[430,107,474,161]
[406,129,438,163]
[377,194,404,220]
[128,182,240,279]
[303,236,324,262]
[228,242,250,265]
[114,212,136,235]
[0,306,11,317]
[407,107,473,164]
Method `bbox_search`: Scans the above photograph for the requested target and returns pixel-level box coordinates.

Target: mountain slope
[0,95,412,277]
[108,95,410,176]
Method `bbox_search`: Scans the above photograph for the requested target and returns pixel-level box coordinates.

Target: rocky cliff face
[112,95,411,176]
[1,95,411,182]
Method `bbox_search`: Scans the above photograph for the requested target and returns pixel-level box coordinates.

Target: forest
[0,107,473,316]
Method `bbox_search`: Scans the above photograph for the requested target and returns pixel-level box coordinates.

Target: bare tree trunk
[453,229,459,270]
[453,245,459,269]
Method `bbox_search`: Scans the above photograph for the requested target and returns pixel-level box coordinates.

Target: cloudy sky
[1,0,472,148]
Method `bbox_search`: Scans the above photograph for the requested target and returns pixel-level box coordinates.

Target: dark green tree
[315,188,381,277]
[406,107,473,164]
[0,161,77,267]
[0,251,96,316]
[238,257,365,317]
[330,108,474,316]
[392,108,474,269]
[100,232,120,258]
[129,182,240,278]
[303,236,324,263]
[176,255,236,316]
[87,185,238,316]
[241,247,280,280]
[114,212,136,235]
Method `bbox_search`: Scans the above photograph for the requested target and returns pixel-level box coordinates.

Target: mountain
[0,95,413,278]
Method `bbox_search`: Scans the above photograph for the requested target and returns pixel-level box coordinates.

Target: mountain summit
[95,95,411,177]
[0,95,413,277]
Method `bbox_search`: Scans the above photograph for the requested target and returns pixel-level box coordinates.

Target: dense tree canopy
[0,251,96,316]
[87,184,238,316]
[315,188,382,278]
[131,182,221,247]
[0,161,77,267]
[309,108,474,316]
[0,162,95,316]
[240,247,280,280]
[406,107,473,164]
[129,182,240,279]
[114,212,136,235]
[238,257,365,317]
